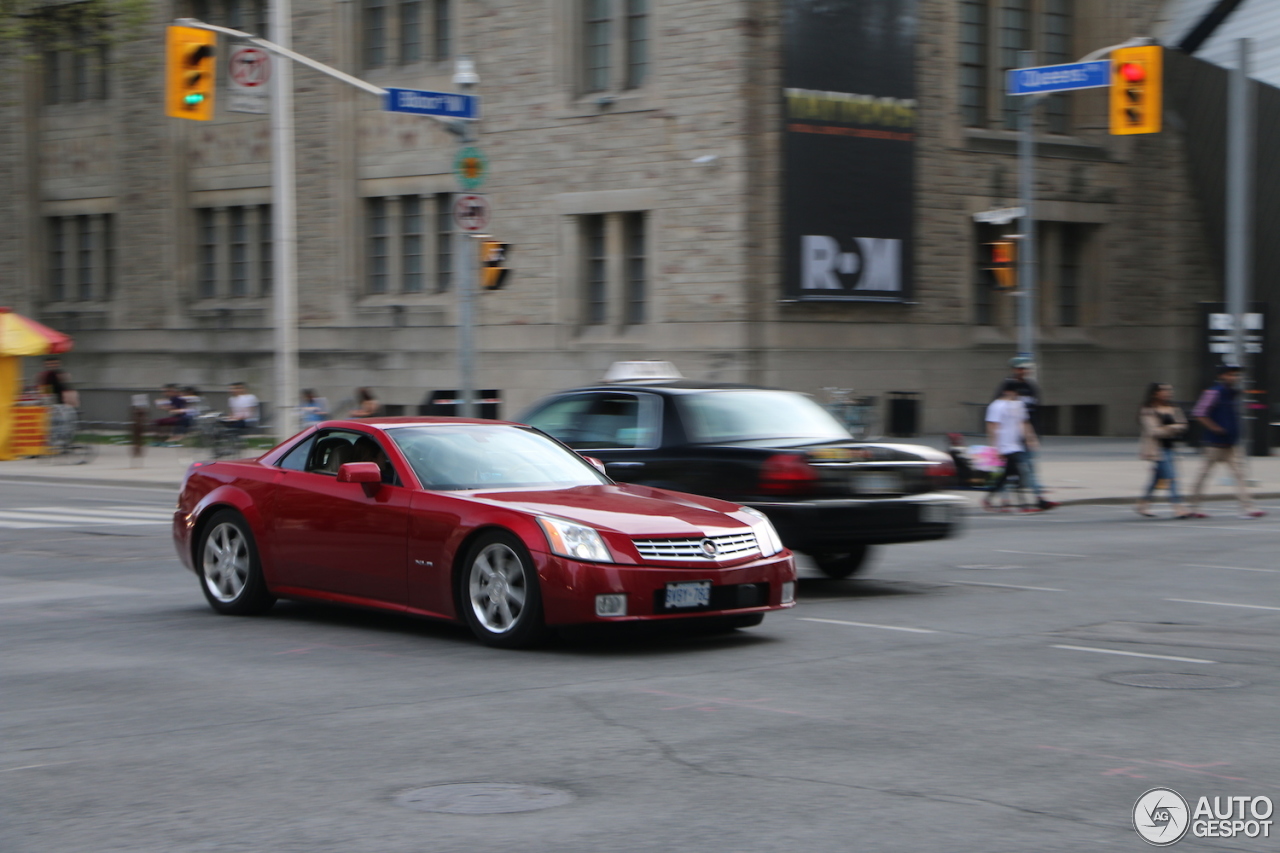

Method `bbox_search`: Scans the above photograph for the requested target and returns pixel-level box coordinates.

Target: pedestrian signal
[985,240,1017,290]
[1110,45,1161,135]
[480,241,511,290]
[167,26,217,120]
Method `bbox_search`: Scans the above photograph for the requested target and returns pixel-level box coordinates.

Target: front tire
[198,510,275,615]
[811,545,872,579]
[459,531,550,649]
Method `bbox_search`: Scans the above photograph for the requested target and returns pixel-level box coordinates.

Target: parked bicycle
[195,413,247,460]
[41,404,97,465]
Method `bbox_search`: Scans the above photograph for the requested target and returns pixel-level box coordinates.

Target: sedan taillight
[759,453,819,495]
[926,460,957,489]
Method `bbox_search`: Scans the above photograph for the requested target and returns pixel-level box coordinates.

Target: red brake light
[926,460,956,487]
[759,453,819,495]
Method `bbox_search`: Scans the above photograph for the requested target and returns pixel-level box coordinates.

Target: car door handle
[605,461,645,469]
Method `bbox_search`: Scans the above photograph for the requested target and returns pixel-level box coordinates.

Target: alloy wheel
[468,543,528,634]
[203,521,250,603]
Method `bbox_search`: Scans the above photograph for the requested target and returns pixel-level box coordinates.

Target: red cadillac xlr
[173,418,797,647]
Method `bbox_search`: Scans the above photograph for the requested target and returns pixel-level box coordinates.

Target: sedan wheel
[198,510,275,615]
[811,545,872,579]
[461,532,549,648]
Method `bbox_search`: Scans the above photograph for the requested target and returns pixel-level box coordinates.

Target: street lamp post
[453,57,479,419]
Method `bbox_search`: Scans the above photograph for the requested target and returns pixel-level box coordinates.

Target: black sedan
[519,379,965,578]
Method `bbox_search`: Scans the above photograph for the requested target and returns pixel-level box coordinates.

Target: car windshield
[678,390,852,443]
[387,424,609,490]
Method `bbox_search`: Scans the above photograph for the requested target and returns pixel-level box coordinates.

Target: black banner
[782,0,917,302]
[1200,302,1269,456]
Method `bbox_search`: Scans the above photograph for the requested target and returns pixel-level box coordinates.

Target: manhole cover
[395,783,575,814]
[1103,672,1246,690]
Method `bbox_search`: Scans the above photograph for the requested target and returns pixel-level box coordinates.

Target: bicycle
[41,404,97,465]
[195,413,248,460]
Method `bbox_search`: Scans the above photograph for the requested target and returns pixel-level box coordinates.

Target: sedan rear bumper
[538,551,797,625]
[747,493,967,551]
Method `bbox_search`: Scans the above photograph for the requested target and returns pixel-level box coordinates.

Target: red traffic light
[1120,62,1145,83]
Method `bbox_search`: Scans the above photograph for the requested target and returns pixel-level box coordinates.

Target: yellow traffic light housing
[480,241,511,290]
[166,26,217,120]
[1110,45,1162,135]
[985,240,1017,290]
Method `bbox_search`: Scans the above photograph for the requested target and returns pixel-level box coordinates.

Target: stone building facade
[0,0,1219,435]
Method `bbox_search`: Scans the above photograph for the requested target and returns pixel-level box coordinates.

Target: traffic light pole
[1226,38,1255,452]
[267,0,297,441]
[172,17,467,437]
[1016,51,1039,368]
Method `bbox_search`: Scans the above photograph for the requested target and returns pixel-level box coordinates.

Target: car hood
[465,484,751,537]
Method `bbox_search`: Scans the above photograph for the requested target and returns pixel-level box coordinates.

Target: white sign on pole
[452,194,491,232]
[228,43,271,114]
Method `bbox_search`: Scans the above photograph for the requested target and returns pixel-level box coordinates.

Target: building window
[959,0,1074,132]
[194,205,272,299]
[435,194,453,292]
[624,0,649,90]
[46,213,114,303]
[433,0,451,60]
[579,212,649,326]
[1055,223,1086,327]
[41,12,111,105]
[361,0,449,68]
[579,0,649,95]
[624,212,646,324]
[183,0,268,33]
[362,195,454,294]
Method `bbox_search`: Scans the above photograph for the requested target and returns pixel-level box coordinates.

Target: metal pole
[1016,51,1038,366]
[269,0,298,440]
[1226,38,1254,456]
[453,52,478,419]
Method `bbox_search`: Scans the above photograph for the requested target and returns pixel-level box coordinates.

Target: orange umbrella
[0,307,74,356]
[0,308,74,460]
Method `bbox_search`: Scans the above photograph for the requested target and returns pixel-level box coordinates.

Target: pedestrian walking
[997,357,1057,511]
[1187,364,1265,519]
[300,389,330,425]
[1136,382,1188,518]
[223,382,260,431]
[983,382,1038,512]
[347,387,381,419]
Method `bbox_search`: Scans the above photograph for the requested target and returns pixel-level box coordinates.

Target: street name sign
[1007,60,1109,96]
[385,87,480,119]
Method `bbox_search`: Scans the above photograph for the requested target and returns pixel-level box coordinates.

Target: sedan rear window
[387,425,609,490]
[678,390,851,443]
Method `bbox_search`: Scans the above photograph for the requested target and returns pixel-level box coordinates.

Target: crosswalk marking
[0,505,173,530]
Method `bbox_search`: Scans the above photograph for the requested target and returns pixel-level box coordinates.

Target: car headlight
[739,506,784,557]
[538,516,614,563]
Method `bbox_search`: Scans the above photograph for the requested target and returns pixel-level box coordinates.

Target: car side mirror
[583,456,608,475]
[337,462,382,485]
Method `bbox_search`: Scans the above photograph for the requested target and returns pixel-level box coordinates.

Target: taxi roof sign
[604,361,685,383]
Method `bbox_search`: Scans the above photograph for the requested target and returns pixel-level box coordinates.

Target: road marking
[1177,525,1280,532]
[1183,563,1280,574]
[0,505,172,529]
[1166,598,1280,612]
[797,617,938,634]
[953,580,1065,592]
[995,549,1087,558]
[0,761,76,773]
[1051,644,1217,664]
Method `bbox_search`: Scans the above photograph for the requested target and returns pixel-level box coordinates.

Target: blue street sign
[385,87,480,119]
[1007,60,1110,96]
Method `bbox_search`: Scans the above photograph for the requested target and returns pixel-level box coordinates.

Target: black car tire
[459,531,551,649]
[198,510,276,615]
[811,545,872,579]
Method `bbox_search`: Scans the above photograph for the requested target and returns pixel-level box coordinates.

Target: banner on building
[782,0,917,302]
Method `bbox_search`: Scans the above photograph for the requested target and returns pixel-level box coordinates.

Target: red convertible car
[173,418,797,647]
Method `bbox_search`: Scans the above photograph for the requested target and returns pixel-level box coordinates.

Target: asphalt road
[4,480,1280,852]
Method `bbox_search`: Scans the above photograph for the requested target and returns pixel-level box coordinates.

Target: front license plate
[853,472,902,494]
[664,581,712,609]
[920,503,951,524]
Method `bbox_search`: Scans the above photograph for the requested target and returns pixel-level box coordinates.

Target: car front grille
[632,531,759,561]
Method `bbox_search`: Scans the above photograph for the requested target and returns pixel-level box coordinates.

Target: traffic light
[480,241,511,290]
[1110,45,1162,135]
[984,240,1017,290]
[166,26,217,120]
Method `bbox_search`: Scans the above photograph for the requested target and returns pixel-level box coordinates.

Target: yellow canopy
[0,308,74,460]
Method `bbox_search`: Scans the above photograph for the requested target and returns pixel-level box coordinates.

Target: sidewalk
[1,435,1277,507]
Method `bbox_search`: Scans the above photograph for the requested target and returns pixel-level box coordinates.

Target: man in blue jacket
[1187,364,1264,518]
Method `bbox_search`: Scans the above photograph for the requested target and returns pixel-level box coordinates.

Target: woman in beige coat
[1137,382,1189,517]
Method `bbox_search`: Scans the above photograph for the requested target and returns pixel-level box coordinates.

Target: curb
[1056,492,1280,507]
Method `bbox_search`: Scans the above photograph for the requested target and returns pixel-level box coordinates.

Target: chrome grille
[632,531,759,561]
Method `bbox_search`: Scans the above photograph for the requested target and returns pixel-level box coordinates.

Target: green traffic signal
[184,93,205,105]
